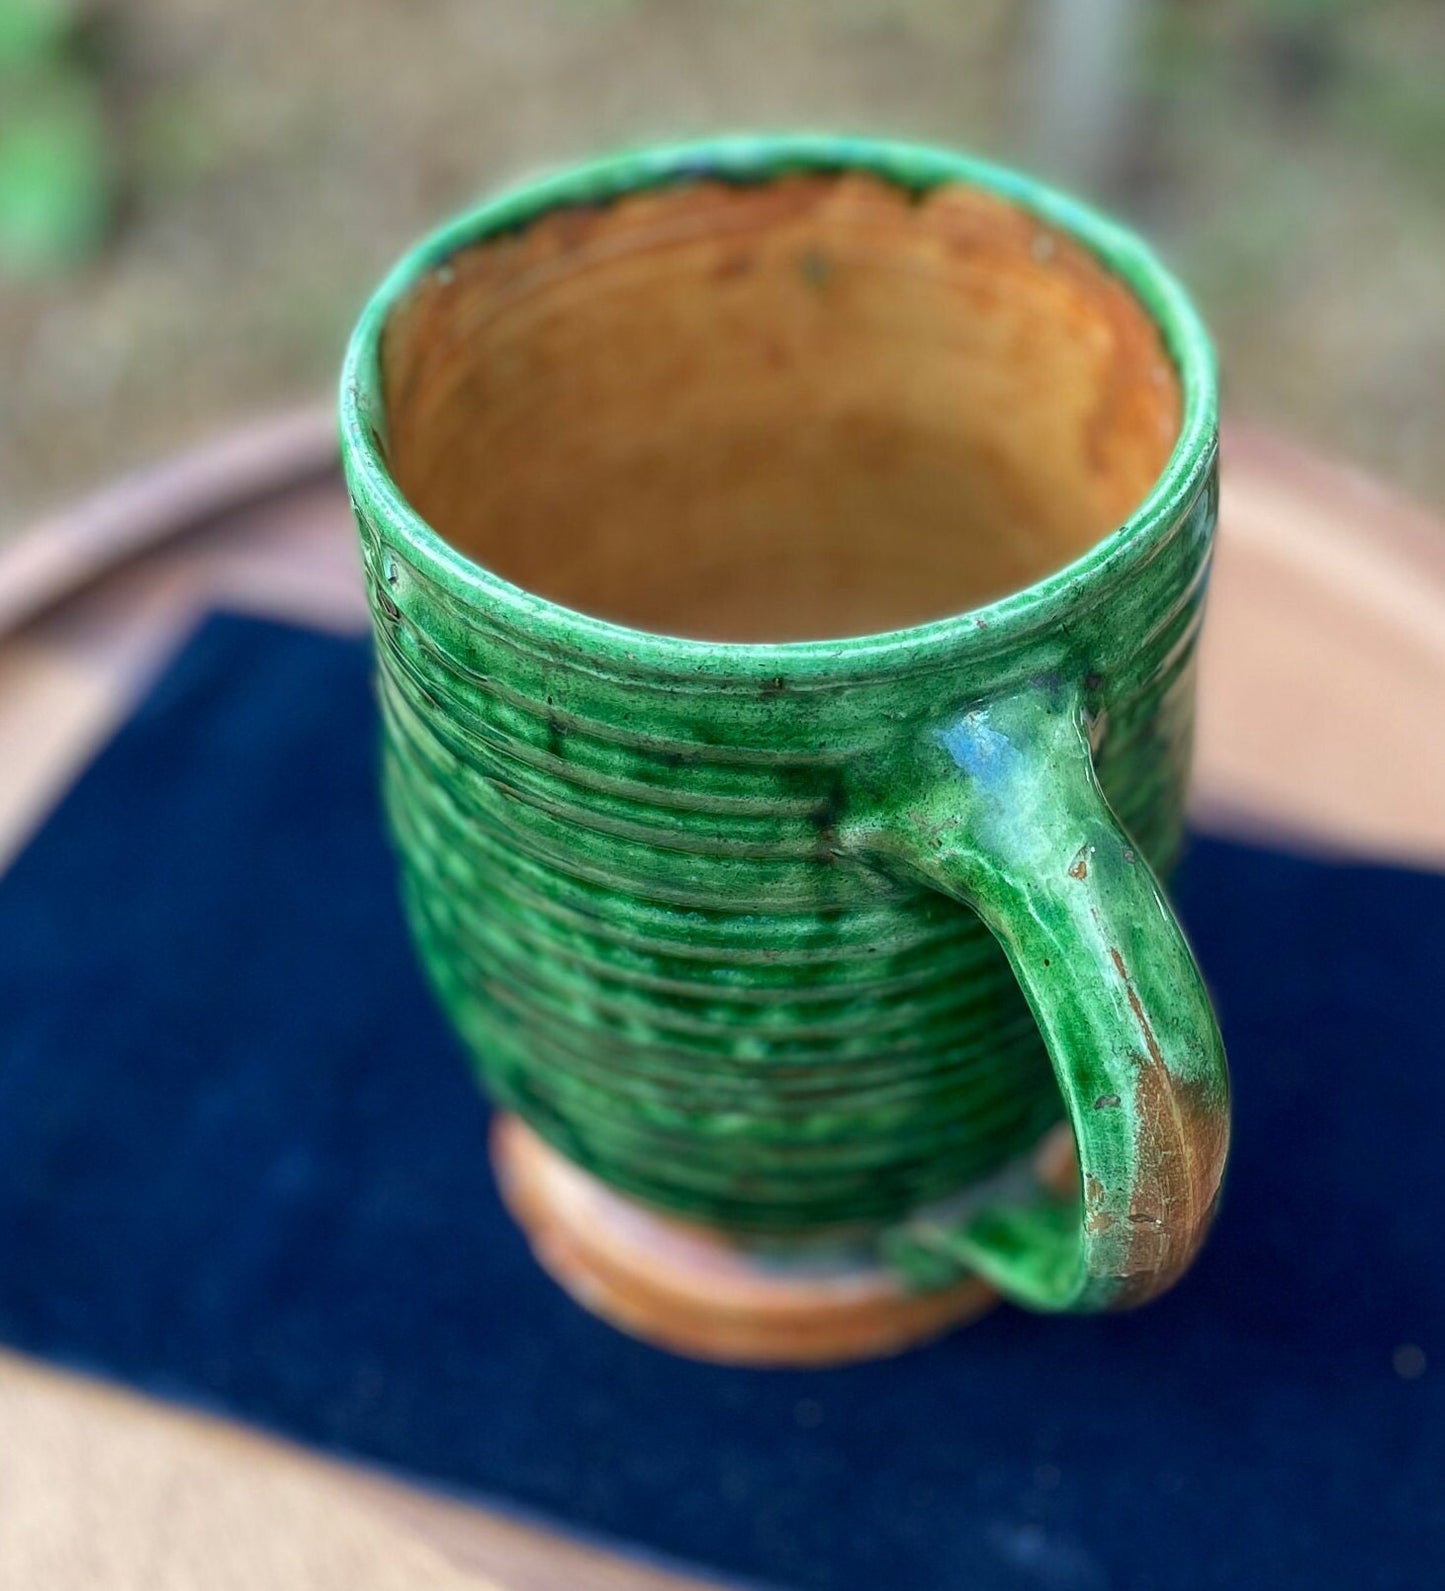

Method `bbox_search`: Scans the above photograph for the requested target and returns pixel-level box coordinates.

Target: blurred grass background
[0,0,1441,535]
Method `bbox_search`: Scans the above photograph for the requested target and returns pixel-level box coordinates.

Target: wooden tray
[1,413,1441,1588]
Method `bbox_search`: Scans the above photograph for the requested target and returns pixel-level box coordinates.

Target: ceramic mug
[340,136,1229,1346]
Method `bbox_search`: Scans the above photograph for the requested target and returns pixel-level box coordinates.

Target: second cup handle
[855,680,1230,1312]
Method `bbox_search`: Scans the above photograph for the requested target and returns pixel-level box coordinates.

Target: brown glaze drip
[382,174,1182,642]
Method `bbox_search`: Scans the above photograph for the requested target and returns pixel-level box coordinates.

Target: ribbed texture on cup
[351,466,1214,1236]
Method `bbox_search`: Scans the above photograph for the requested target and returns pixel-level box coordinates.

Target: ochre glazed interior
[381,174,1183,642]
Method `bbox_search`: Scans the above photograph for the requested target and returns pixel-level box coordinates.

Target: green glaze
[340,135,1228,1314]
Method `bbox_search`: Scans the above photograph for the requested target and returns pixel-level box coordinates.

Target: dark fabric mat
[0,612,1438,1591]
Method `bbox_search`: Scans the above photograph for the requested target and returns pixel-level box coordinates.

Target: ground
[1,0,1441,533]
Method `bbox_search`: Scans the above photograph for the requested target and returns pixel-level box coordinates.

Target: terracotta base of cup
[490,1113,996,1366]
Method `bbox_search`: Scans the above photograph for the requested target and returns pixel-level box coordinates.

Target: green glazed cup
[340,136,1229,1344]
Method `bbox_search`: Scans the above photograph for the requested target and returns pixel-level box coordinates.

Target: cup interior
[379,172,1183,643]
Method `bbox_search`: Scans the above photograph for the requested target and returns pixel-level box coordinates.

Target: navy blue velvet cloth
[0,613,1438,1590]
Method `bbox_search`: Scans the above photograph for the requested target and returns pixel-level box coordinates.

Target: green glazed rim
[340,132,1218,679]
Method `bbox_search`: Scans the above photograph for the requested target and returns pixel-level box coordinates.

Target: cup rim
[340,133,1218,680]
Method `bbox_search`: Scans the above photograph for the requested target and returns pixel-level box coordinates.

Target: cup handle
[856,678,1230,1312]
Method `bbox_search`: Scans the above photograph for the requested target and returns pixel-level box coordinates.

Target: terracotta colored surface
[0,1351,716,1591]
[383,173,1179,640]
[492,1114,995,1366]
[1193,430,1445,868]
